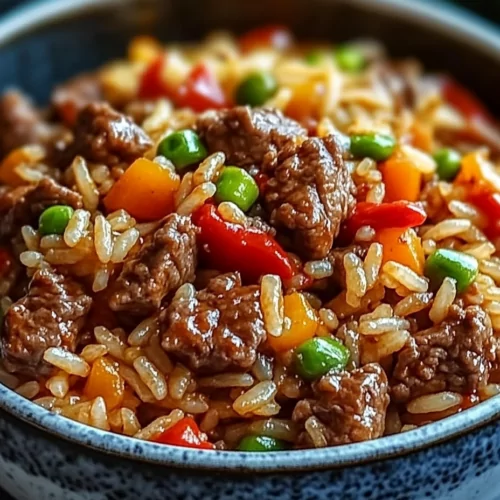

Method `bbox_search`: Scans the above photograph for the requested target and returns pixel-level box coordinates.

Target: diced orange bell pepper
[379,151,422,203]
[104,158,180,221]
[128,35,163,64]
[455,150,500,193]
[376,227,425,274]
[268,292,318,352]
[84,357,125,410]
[0,145,44,186]
[411,121,434,152]
[285,81,325,122]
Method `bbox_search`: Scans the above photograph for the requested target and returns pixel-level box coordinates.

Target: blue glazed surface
[0,1,500,499]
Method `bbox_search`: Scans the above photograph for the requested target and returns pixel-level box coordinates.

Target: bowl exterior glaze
[0,1,500,499]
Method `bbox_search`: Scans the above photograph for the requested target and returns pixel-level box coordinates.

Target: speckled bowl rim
[1,0,500,474]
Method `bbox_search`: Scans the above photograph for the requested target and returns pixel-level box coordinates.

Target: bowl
[0,1,500,499]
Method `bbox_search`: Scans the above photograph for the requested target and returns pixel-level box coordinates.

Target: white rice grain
[363,242,383,289]
[358,317,410,336]
[133,356,168,401]
[198,373,254,389]
[121,408,141,436]
[19,251,44,269]
[383,261,428,292]
[128,316,159,346]
[64,209,90,247]
[43,348,90,377]
[174,171,194,208]
[80,344,109,364]
[72,156,99,211]
[218,201,247,225]
[21,225,40,250]
[15,381,40,399]
[407,392,463,414]
[423,219,471,241]
[260,274,284,337]
[176,182,216,216]
[90,396,110,431]
[46,372,70,398]
[193,151,225,185]
[94,215,113,264]
[94,326,126,361]
[429,277,457,324]
[111,228,140,263]
[304,259,334,279]
[344,252,367,303]
[134,409,184,441]
[233,381,277,415]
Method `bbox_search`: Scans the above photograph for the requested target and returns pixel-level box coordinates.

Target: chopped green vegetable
[334,45,365,72]
[305,50,324,65]
[237,435,287,452]
[215,167,259,212]
[157,130,207,171]
[434,148,462,181]
[38,205,74,236]
[424,248,478,293]
[350,133,396,161]
[294,337,350,381]
[235,72,278,107]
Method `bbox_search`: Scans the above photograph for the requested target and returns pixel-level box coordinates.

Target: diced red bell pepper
[176,63,227,112]
[339,201,427,244]
[468,190,500,239]
[154,417,215,450]
[192,203,294,282]
[138,54,174,99]
[442,77,493,123]
[239,25,293,52]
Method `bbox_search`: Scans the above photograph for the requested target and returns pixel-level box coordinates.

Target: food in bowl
[0,26,499,452]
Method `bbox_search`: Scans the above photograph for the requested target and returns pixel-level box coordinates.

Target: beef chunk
[0,90,51,158]
[293,363,389,446]
[160,272,266,373]
[51,73,103,125]
[264,135,356,259]
[109,214,197,315]
[391,305,495,402]
[196,106,306,169]
[1,268,92,376]
[0,178,82,240]
[69,102,152,166]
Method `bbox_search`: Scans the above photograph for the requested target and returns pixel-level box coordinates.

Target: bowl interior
[0,0,499,473]
[0,0,499,112]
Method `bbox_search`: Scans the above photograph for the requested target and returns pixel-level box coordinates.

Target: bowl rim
[0,0,500,473]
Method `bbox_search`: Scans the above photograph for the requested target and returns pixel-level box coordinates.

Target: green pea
[215,167,259,212]
[237,435,286,452]
[434,148,462,181]
[334,45,366,72]
[424,249,478,293]
[38,205,74,236]
[305,50,325,65]
[157,130,207,171]
[235,72,278,107]
[350,133,396,161]
[294,337,350,381]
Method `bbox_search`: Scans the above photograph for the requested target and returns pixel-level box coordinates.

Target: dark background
[0,0,500,22]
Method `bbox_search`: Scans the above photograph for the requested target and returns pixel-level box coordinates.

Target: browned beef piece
[391,305,495,402]
[69,102,152,166]
[292,363,389,446]
[264,135,356,260]
[0,90,51,158]
[109,214,197,316]
[160,272,266,374]
[0,178,82,240]
[51,73,103,124]
[328,244,368,289]
[196,106,306,169]
[1,268,92,376]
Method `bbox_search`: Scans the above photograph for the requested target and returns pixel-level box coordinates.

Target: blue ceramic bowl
[1,1,500,499]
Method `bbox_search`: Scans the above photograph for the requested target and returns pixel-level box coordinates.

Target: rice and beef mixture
[1,27,500,451]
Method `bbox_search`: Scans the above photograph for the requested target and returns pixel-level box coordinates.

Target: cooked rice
[193,151,225,185]
[318,308,339,331]
[15,381,40,399]
[43,348,90,377]
[133,356,168,401]
[21,225,40,251]
[80,344,109,363]
[251,354,273,382]
[304,259,334,279]
[305,416,328,448]
[358,317,410,336]
[218,201,247,225]
[232,381,277,415]
[260,274,284,337]
[198,373,254,389]
[64,209,91,247]
[168,363,192,400]
[429,277,457,324]
[407,392,463,414]
[110,228,140,263]
[344,252,367,305]
[72,156,99,211]
[363,242,383,289]
[46,372,70,398]
[382,261,429,292]
[174,171,194,208]
[394,292,433,317]
[176,181,216,215]
[422,218,471,241]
